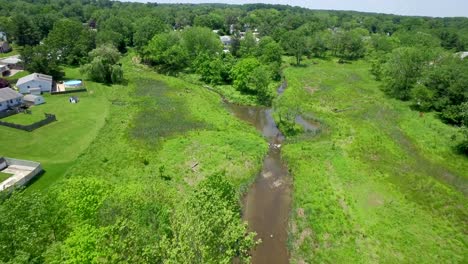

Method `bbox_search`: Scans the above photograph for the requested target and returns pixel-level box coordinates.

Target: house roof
[220,36,232,42]
[0,55,21,65]
[23,94,42,101]
[0,87,22,102]
[16,73,52,86]
[459,51,468,59]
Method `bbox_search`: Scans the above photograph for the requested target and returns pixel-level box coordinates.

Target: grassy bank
[279,58,467,263]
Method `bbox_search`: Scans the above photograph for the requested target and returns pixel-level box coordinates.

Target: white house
[23,94,45,106]
[0,88,23,112]
[16,73,53,94]
[220,35,232,46]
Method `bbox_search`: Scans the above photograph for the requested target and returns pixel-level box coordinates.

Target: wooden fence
[0,113,56,131]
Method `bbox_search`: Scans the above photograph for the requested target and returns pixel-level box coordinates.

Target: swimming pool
[64,80,82,87]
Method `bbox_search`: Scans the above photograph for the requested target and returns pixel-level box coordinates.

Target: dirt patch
[295,228,312,249]
[297,208,305,218]
[367,192,385,207]
[305,86,319,94]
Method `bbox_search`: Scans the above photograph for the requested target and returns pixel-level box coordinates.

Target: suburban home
[0,64,9,76]
[16,73,53,94]
[220,35,232,46]
[0,41,11,53]
[0,55,22,70]
[23,94,45,106]
[459,51,468,59]
[0,87,23,112]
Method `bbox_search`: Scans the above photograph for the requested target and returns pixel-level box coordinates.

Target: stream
[224,82,291,264]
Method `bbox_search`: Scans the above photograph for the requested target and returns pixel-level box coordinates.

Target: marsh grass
[280,58,467,263]
[131,78,211,146]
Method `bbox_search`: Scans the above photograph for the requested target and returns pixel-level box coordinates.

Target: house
[0,41,11,53]
[0,55,23,70]
[220,35,232,46]
[23,94,45,106]
[0,87,23,112]
[16,73,53,94]
[459,51,468,59]
[0,64,9,76]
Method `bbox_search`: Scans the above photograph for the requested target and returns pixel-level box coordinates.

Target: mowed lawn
[279,58,467,263]
[0,81,110,190]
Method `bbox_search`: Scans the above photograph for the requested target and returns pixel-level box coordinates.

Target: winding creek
[223,82,292,263]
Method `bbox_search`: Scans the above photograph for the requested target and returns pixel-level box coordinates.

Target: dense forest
[0,0,467,263]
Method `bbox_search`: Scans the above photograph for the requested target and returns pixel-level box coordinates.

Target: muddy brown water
[219,81,319,263]
[225,104,291,264]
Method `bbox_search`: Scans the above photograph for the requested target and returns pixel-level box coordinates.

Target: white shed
[16,73,53,94]
[23,94,45,106]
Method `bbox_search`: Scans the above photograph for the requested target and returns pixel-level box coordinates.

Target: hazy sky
[126,0,468,17]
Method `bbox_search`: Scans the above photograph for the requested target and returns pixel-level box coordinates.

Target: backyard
[0,172,11,183]
[0,74,110,190]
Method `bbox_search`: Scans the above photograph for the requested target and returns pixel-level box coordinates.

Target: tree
[239,31,258,57]
[10,13,40,46]
[382,47,430,100]
[281,30,308,65]
[81,45,123,84]
[181,27,222,62]
[133,17,168,50]
[257,36,282,64]
[162,173,257,263]
[247,66,273,105]
[20,45,63,79]
[334,29,366,61]
[0,78,9,88]
[231,58,262,92]
[143,32,189,73]
[45,19,95,65]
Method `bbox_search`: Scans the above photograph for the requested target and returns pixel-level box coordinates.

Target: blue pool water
[64,80,82,86]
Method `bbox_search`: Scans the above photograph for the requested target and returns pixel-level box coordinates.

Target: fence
[0,113,56,132]
[51,88,87,95]
[1,157,42,192]
[0,109,20,119]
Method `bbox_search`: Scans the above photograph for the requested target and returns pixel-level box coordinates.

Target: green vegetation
[278,58,467,263]
[0,172,12,183]
[0,1,467,263]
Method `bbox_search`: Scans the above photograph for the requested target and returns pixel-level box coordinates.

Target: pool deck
[0,157,42,192]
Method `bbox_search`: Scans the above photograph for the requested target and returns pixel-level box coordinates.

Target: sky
[126,0,468,17]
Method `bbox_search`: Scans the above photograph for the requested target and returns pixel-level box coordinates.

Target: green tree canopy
[80,44,123,84]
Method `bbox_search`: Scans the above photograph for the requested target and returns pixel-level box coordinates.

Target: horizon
[123,0,468,18]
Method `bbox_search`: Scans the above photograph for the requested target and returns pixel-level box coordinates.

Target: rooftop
[0,87,23,102]
[0,55,21,65]
[17,73,53,86]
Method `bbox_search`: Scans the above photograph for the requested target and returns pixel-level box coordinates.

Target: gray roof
[460,51,468,59]
[0,55,21,65]
[23,94,42,101]
[0,88,23,102]
[16,73,52,86]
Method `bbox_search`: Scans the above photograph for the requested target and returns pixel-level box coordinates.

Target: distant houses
[16,73,53,94]
[0,87,23,112]
[0,41,11,53]
[0,55,22,70]
[458,51,468,59]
